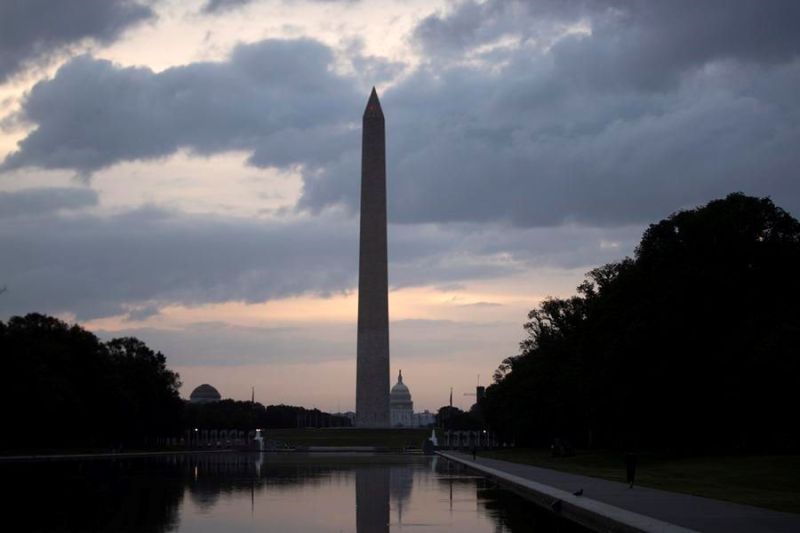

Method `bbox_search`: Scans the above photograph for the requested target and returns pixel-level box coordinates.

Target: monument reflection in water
[2,453,588,532]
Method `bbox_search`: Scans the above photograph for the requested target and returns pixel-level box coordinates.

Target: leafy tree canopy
[0,313,182,450]
[483,194,800,452]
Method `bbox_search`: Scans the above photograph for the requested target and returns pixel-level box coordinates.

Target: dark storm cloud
[2,38,360,174]
[4,1,800,228]
[412,0,588,58]
[203,0,253,13]
[0,206,358,319]
[415,1,800,89]
[0,202,634,320]
[302,0,800,225]
[550,1,800,92]
[0,187,98,218]
[346,39,406,85]
[202,0,358,14]
[0,0,154,83]
[300,57,800,226]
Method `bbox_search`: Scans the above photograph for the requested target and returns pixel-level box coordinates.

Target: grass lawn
[263,427,437,451]
[478,449,800,514]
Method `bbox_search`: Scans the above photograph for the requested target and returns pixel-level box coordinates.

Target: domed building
[390,370,413,427]
[189,384,221,404]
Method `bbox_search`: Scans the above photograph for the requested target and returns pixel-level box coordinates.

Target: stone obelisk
[356,87,390,427]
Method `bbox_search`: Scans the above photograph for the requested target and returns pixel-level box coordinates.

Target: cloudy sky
[1,0,798,412]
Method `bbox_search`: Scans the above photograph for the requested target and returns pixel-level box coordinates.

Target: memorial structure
[356,88,391,427]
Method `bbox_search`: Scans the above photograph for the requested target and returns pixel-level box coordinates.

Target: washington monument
[356,88,390,427]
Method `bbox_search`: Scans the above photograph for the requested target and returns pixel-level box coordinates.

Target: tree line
[183,400,351,430]
[482,193,800,452]
[1,314,183,451]
[0,314,348,452]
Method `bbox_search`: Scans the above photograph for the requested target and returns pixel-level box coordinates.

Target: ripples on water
[2,453,590,532]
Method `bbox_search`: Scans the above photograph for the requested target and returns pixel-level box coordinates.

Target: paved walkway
[439,451,800,533]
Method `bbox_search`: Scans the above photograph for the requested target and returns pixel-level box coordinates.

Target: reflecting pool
[2,453,589,532]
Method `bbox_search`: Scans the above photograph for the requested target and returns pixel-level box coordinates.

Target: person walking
[625,452,637,488]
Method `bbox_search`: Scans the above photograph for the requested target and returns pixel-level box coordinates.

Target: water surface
[3,453,589,532]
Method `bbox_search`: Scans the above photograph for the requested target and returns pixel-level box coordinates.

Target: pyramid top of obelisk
[363,86,384,119]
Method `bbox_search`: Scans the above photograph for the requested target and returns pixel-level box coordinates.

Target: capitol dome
[189,383,221,404]
[390,371,412,406]
[388,371,433,428]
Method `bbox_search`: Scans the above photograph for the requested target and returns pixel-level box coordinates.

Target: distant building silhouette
[189,384,221,404]
[390,370,435,427]
[476,386,486,401]
[390,370,413,427]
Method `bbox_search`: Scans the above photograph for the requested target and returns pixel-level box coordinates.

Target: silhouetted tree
[0,314,183,451]
[484,193,800,452]
[105,337,183,445]
[436,405,482,430]
[183,401,352,431]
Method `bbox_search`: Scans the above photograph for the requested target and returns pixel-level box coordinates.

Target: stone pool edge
[437,451,697,533]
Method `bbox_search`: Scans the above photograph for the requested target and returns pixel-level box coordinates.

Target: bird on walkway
[573,488,583,496]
